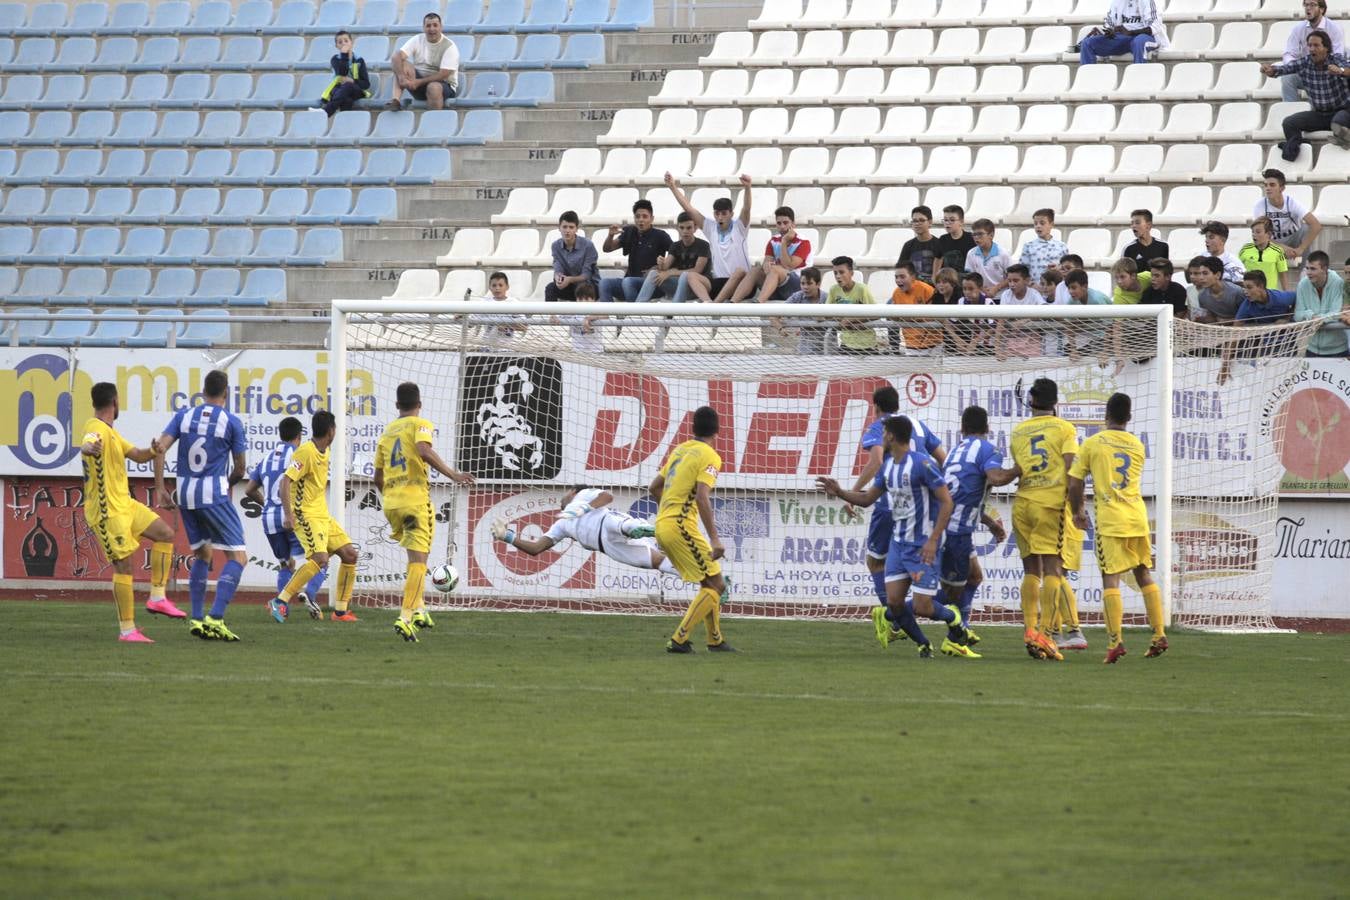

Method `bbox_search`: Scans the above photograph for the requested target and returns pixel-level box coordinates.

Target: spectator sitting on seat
[937,205,975,274]
[1143,258,1189,318]
[666,172,751,302]
[964,218,1011,296]
[320,31,371,118]
[1065,268,1111,305]
[731,205,811,302]
[600,199,673,303]
[1201,221,1246,285]
[639,212,709,302]
[1262,31,1350,160]
[891,260,940,354]
[785,266,828,354]
[932,267,962,306]
[826,257,880,354]
[1051,253,1085,304]
[1238,217,1291,292]
[1111,258,1151,304]
[545,210,599,302]
[1079,0,1169,65]
[1037,268,1064,302]
[1280,0,1346,102]
[896,205,941,284]
[1019,208,1069,284]
[1295,250,1350,357]
[1190,255,1244,325]
[1123,209,1169,269]
[389,13,459,110]
[1256,168,1323,261]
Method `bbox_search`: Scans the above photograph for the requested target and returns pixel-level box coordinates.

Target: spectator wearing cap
[1079,0,1169,65]
[1280,0,1346,102]
[1256,168,1323,261]
[1261,30,1350,161]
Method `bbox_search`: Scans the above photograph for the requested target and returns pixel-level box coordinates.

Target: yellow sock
[280,559,321,602]
[1059,579,1081,631]
[704,595,723,646]
[113,573,135,632]
[1040,575,1063,637]
[1142,583,1165,638]
[673,588,718,644]
[149,542,173,600]
[1103,588,1124,648]
[1050,606,1063,634]
[336,563,356,611]
[401,563,427,622]
[1020,574,1040,632]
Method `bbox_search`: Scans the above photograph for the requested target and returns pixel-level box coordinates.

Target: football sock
[1040,575,1064,637]
[1103,588,1124,648]
[958,583,976,629]
[704,597,723,645]
[275,567,291,594]
[870,570,887,606]
[1141,583,1165,638]
[113,573,136,633]
[280,559,322,602]
[209,560,243,619]
[149,542,173,601]
[1059,579,1081,631]
[336,563,357,611]
[913,597,955,624]
[401,563,427,622]
[887,603,928,645]
[188,557,210,620]
[673,588,718,643]
[305,568,328,601]
[1020,574,1041,632]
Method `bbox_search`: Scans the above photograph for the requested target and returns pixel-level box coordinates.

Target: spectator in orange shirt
[890,261,940,354]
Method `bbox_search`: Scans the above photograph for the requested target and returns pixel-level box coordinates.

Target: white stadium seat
[976,64,1030,102]
[791,68,839,105]
[1013,186,1065,221]
[861,188,921,225]
[836,68,886,105]
[817,186,872,225]
[794,30,844,67]
[700,31,754,66]
[746,68,796,104]
[688,147,737,182]
[702,69,751,106]
[545,149,601,184]
[491,187,549,225]
[439,270,487,300]
[1109,185,1164,220]
[1157,186,1215,226]
[598,109,652,145]
[1061,186,1115,225]
[384,269,440,301]
[437,228,495,267]
[654,70,702,106]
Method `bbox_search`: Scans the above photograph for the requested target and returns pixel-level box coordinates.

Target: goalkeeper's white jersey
[545,489,612,551]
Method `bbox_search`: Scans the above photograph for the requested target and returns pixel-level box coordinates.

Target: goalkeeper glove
[490,518,516,544]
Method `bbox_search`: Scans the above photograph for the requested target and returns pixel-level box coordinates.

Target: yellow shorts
[385,501,434,554]
[655,519,721,583]
[1012,499,1065,559]
[87,500,160,563]
[1096,535,1153,576]
[293,509,353,558]
[1061,509,1084,573]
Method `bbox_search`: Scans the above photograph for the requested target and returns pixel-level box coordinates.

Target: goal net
[331,300,1318,631]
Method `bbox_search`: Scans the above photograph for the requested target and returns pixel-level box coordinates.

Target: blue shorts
[867,506,893,560]
[940,532,976,586]
[884,537,941,595]
[181,503,246,552]
[266,529,303,562]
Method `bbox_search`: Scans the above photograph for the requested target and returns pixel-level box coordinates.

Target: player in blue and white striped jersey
[846,386,946,614]
[151,370,248,640]
[820,416,975,659]
[243,416,326,618]
[940,406,1017,644]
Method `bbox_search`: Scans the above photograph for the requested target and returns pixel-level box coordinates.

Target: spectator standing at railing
[1078,0,1169,65]
[1262,31,1350,161]
[1280,0,1346,102]
[1295,251,1350,357]
[1256,169,1323,260]
[389,13,459,110]
[320,31,371,117]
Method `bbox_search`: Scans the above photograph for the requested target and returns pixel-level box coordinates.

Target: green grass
[2,601,1348,899]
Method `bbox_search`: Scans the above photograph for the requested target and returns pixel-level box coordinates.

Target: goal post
[329,299,1318,631]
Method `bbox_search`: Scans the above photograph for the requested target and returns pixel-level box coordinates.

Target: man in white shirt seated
[389,12,460,110]
[1079,0,1169,65]
[1282,0,1347,101]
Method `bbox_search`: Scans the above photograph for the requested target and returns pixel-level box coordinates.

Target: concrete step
[605,29,722,66]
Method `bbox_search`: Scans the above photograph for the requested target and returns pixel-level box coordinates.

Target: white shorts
[597,515,659,570]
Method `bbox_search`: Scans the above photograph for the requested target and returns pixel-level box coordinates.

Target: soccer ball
[429,563,459,593]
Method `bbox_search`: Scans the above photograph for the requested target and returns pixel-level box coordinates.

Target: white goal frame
[329,300,1175,623]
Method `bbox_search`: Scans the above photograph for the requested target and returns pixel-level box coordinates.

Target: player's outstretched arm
[985,465,1019,488]
[817,476,882,509]
[418,441,475,485]
[491,518,556,556]
[695,482,724,560]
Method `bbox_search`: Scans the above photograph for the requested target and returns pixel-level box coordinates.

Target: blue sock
[887,603,928,645]
[189,558,210,620]
[959,584,976,627]
[870,570,887,606]
[915,596,956,625]
[305,568,328,601]
[209,560,244,619]
[276,567,291,594]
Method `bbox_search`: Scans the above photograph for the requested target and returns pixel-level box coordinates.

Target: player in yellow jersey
[374,382,475,642]
[1008,378,1078,661]
[648,406,733,653]
[79,382,186,642]
[1068,392,1168,663]
[270,410,361,621]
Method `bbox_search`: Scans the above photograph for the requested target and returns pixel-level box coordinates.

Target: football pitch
[2,601,1347,899]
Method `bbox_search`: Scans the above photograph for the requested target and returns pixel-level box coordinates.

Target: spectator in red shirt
[731,206,811,302]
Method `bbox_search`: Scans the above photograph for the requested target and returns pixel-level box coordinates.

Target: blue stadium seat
[217,188,264,223]
[189,268,240,307]
[165,187,222,223]
[139,150,184,185]
[17,2,65,34]
[358,147,407,183]
[291,72,332,107]
[237,110,286,144]
[220,36,265,69]
[1,187,47,220]
[0,149,13,179]
[0,37,11,65]
[463,72,510,104]
[221,148,276,184]
[34,309,96,346]
[0,266,17,298]
[560,33,605,66]
[14,266,63,300]
[13,309,52,345]
[55,267,107,305]
[248,227,299,265]
[398,1,441,29]
[292,226,342,264]
[160,226,210,265]
[279,109,328,145]
[359,0,397,30]
[458,109,503,143]
[478,0,524,32]
[28,226,79,264]
[127,73,169,105]
[50,149,106,185]
[84,75,129,107]
[131,310,178,347]
[149,111,201,147]
[403,110,458,145]
[204,74,253,108]
[124,187,177,222]
[64,112,113,148]
[239,267,286,305]
[444,0,483,29]
[311,148,362,184]
[610,0,654,29]
[353,34,390,63]
[317,1,357,29]
[205,227,255,263]
[328,110,372,141]
[130,38,178,71]
[516,34,561,68]
[269,1,315,33]
[264,35,306,65]
[3,76,45,105]
[250,73,295,105]
[96,149,148,185]
[52,38,98,70]
[197,111,243,142]
[0,110,29,142]
[165,73,213,107]
[14,39,55,65]
[473,35,518,67]
[298,187,352,224]
[232,0,275,30]
[149,268,197,304]
[102,267,151,306]
[519,0,565,31]
[179,37,222,67]
[12,151,58,183]
[117,225,167,264]
[37,188,92,223]
[71,2,109,30]
[92,37,137,67]
[85,318,143,347]
[86,188,133,222]
[177,312,231,348]
[106,1,150,34]
[303,35,335,66]
[564,0,608,29]
[0,2,23,30]
[351,187,397,223]
[67,226,124,263]
[258,187,307,222]
[405,147,449,182]
[37,75,86,109]
[185,1,231,34]
[0,226,31,262]
[146,0,191,32]
[265,148,319,184]
[510,71,554,104]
